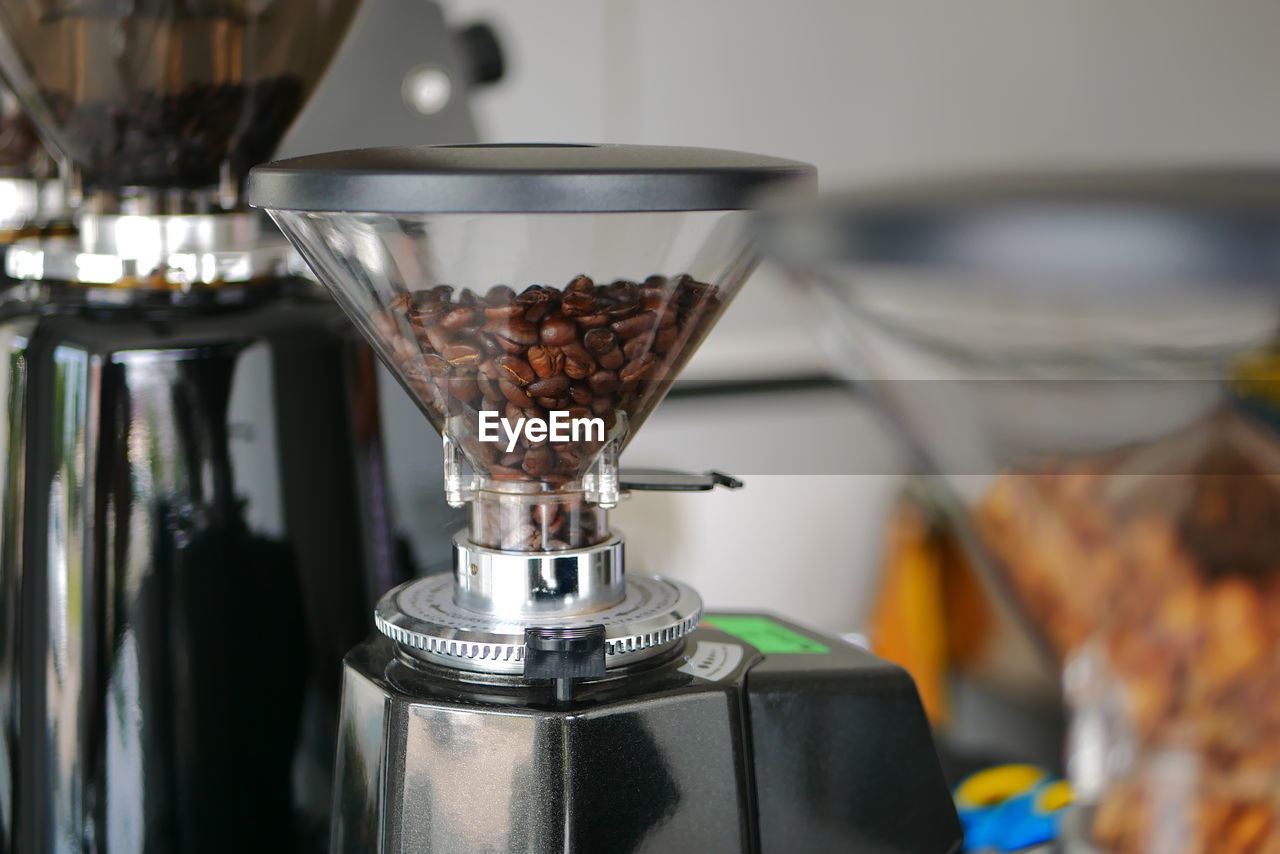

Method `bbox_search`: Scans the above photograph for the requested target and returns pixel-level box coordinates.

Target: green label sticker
[703,615,830,654]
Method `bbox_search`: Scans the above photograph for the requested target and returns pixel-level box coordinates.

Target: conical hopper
[250,143,814,549]
[0,0,361,192]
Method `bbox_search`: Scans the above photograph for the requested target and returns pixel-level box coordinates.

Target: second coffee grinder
[250,143,963,853]
[0,2,401,850]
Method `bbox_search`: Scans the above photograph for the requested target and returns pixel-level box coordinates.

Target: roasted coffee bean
[424,324,452,353]
[607,280,639,302]
[591,395,613,416]
[561,290,598,316]
[641,278,667,306]
[462,435,496,462]
[487,316,539,346]
[477,373,500,400]
[560,340,594,365]
[486,284,517,304]
[448,377,479,402]
[500,452,524,468]
[523,445,555,477]
[624,333,655,361]
[620,353,658,383]
[407,288,436,307]
[533,502,562,528]
[501,523,537,548]
[564,356,593,380]
[598,348,624,370]
[494,337,528,355]
[583,328,618,354]
[527,345,564,378]
[606,298,642,319]
[576,313,610,329]
[588,370,620,395]
[611,311,655,339]
[567,274,595,293]
[428,284,455,302]
[540,315,577,346]
[567,405,592,422]
[484,303,526,320]
[498,355,535,386]
[499,378,534,407]
[422,353,451,376]
[387,292,413,313]
[441,343,481,366]
[528,374,570,396]
[655,325,679,353]
[517,286,557,322]
[457,289,479,307]
[569,384,592,406]
[556,447,583,470]
[516,284,553,305]
[504,402,525,423]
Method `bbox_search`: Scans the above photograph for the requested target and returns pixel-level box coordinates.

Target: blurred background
[368,0,1280,632]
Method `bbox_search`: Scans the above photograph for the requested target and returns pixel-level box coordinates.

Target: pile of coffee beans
[47,76,303,188]
[381,273,723,549]
[378,273,721,550]
[470,492,608,552]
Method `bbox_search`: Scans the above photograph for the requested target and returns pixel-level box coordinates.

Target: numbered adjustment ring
[375,572,702,675]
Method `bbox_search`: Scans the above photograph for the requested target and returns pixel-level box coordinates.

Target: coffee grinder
[249,143,963,853]
[0,2,412,850]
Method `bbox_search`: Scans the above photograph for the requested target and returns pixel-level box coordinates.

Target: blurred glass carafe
[759,172,1280,854]
[0,1,425,851]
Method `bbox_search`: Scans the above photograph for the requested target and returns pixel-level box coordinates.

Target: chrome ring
[452,531,625,616]
[374,572,703,675]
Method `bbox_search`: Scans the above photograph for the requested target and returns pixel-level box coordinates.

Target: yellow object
[955,764,1047,810]
[1035,779,1074,813]
[870,499,951,724]
[1231,347,1280,407]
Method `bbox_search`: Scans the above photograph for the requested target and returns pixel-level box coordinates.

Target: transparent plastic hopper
[249,143,815,682]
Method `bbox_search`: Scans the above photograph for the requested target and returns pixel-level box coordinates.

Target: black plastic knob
[458,22,505,87]
[524,624,606,702]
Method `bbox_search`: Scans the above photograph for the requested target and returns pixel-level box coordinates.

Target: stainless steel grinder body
[0,275,403,852]
[334,611,963,854]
